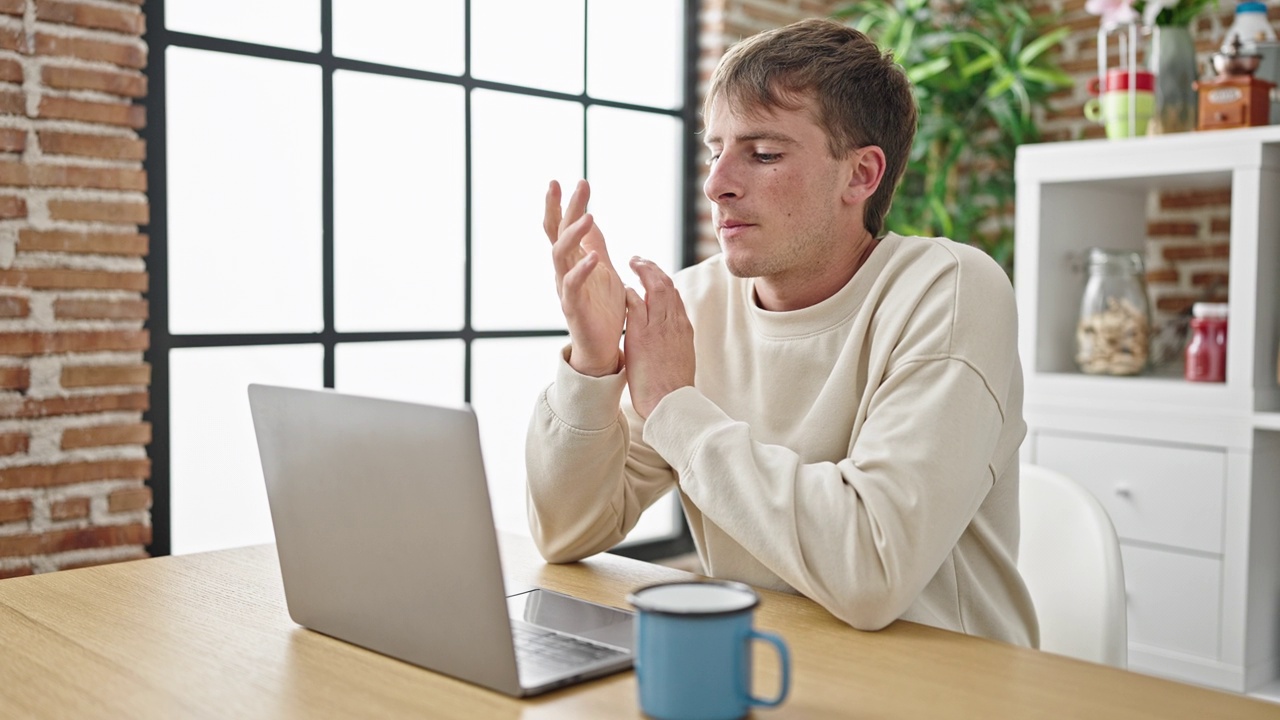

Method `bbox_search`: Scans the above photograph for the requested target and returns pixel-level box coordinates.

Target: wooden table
[0,536,1277,719]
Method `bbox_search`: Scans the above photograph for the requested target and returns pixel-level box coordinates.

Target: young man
[526,18,1037,647]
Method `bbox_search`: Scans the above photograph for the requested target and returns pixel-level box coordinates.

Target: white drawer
[1121,544,1222,660]
[1033,432,1226,554]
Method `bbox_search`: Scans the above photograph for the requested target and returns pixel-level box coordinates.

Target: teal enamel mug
[627,580,791,720]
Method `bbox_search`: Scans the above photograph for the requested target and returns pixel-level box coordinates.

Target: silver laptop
[247,383,634,697]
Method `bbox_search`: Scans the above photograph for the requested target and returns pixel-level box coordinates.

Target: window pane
[335,340,465,406]
[471,337,677,544]
[334,72,465,332]
[587,0,683,109]
[471,90,581,330]
[170,345,324,555]
[167,48,322,334]
[470,336,570,537]
[333,0,463,75]
[471,0,583,94]
[587,107,683,276]
[166,0,320,52]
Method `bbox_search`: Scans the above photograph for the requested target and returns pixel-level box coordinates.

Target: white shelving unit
[1015,126,1280,693]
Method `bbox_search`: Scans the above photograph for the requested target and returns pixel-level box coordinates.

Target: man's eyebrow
[704,131,799,147]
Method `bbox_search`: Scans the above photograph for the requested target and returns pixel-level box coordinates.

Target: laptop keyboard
[511,622,628,674]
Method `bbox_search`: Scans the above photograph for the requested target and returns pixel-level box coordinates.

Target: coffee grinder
[1195,36,1276,131]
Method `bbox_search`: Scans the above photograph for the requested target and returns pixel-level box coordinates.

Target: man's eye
[705,154,720,166]
[754,152,781,163]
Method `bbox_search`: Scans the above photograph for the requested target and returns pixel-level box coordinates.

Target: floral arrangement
[1085,0,1218,28]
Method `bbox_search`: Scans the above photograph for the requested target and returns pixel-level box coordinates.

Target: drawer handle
[1115,484,1132,498]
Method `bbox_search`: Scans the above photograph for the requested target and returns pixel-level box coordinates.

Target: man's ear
[843,146,887,206]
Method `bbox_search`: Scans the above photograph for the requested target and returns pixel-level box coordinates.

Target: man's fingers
[551,213,595,277]
[629,257,686,324]
[623,286,646,329]
[543,180,563,244]
[560,179,591,235]
[630,255,672,295]
[561,250,600,297]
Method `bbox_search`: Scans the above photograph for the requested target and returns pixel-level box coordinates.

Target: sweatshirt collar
[745,233,899,338]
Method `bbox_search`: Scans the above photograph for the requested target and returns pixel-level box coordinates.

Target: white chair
[1018,463,1128,668]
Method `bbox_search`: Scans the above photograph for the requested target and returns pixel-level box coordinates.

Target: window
[146,1,697,559]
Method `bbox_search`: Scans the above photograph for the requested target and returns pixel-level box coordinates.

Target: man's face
[702,94,853,284]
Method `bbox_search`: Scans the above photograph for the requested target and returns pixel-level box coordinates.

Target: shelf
[1253,413,1280,431]
[1015,125,1280,186]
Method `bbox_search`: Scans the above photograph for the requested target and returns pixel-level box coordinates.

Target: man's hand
[544,180,626,377]
[624,257,695,418]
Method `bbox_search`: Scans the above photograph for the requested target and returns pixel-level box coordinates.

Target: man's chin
[722,253,766,279]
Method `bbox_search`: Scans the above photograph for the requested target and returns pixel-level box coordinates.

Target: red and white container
[1185,303,1228,383]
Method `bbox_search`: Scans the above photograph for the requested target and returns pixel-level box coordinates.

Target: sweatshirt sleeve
[525,346,679,563]
[642,353,1007,631]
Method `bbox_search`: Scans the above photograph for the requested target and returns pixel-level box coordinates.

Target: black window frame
[143,0,700,561]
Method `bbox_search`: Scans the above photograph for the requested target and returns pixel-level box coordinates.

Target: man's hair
[704,18,917,239]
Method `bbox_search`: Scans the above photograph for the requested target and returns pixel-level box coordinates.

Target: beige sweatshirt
[526,233,1038,647]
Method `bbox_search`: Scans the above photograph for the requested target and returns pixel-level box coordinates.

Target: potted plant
[833,0,1071,274]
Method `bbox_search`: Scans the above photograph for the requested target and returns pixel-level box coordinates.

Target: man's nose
[703,156,741,203]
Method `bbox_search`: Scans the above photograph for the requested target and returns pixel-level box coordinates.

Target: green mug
[1084,90,1154,139]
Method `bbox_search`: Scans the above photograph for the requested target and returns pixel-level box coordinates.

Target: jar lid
[1087,247,1144,270]
[1191,302,1229,319]
[1238,2,1267,13]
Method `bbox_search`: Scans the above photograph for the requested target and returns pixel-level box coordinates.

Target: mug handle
[747,630,791,708]
[1084,98,1102,123]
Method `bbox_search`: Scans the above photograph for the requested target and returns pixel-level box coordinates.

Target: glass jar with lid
[1075,248,1151,376]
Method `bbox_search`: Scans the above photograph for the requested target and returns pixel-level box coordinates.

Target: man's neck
[753,230,879,312]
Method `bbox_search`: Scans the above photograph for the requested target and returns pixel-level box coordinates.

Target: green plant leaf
[960,54,997,78]
[1020,66,1072,89]
[906,56,951,84]
[929,196,954,237]
[985,69,1016,100]
[1018,27,1069,66]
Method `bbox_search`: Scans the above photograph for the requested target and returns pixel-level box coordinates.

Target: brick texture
[0,330,149,356]
[0,161,148,192]
[47,198,149,224]
[20,229,148,256]
[0,523,151,557]
[0,0,151,573]
[37,132,145,161]
[0,459,151,490]
[37,96,146,129]
[0,366,30,390]
[53,298,148,320]
[36,1,146,35]
[0,392,148,419]
[34,33,147,69]
[0,128,27,153]
[61,363,150,388]
[42,65,147,98]
[0,431,29,456]
[107,485,150,513]
[0,268,148,291]
[0,296,29,318]
[0,196,27,219]
[0,499,31,523]
[61,421,150,450]
[0,58,22,84]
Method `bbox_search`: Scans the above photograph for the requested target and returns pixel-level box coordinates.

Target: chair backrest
[1018,463,1128,668]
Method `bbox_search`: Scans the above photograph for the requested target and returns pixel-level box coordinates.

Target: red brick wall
[0,0,150,578]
